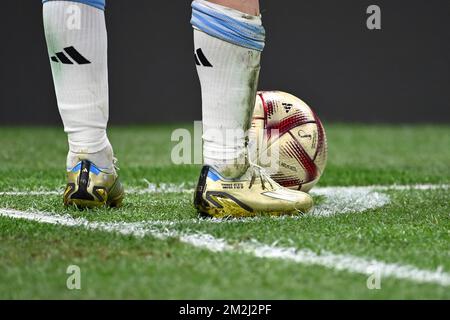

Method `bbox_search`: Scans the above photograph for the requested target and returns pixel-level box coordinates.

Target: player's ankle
[67,142,115,172]
[209,163,249,180]
[205,151,250,179]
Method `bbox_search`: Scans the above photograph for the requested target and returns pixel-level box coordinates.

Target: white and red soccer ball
[250,91,328,192]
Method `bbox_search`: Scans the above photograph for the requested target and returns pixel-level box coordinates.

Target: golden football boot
[64,159,124,208]
[194,165,313,218]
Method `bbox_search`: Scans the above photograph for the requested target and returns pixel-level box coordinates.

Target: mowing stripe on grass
[4,184,449,217]
[3,183,446,217]
[1,208,449,287]
[1,183,447,197]
[0,185,391,217]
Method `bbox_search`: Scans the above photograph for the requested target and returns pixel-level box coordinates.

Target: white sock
[66,143,114,171]
[43,1,112,168]
[192,0,265,179]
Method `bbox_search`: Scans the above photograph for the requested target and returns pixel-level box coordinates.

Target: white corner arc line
[1,208,449,287]
[310,186,390,217]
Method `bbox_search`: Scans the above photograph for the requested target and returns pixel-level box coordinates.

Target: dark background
[1,0,449,124]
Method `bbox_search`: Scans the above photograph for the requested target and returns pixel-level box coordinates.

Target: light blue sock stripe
[192,12,262,44]
[191,1,265,52]
[193,4,264,39]
[42,0,105,11]
[192,13,262,52]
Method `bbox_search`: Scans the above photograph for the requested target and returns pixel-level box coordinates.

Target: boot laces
[248,164,275,190]
[113,157,120,172]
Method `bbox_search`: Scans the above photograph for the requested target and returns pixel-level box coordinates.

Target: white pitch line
[367,184,450,191]
[0,191,61,196]
[1,208,449,287]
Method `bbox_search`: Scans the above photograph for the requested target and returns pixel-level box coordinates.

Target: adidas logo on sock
[50,46,91,65]
[194,48,212,67]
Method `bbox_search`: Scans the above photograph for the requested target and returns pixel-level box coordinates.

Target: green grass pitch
[0,124,449,299]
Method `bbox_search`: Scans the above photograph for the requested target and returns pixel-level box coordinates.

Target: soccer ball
[250,91,328,192]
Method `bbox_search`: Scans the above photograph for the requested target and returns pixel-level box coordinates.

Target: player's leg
[42,0,124,208]
[207,0,260,15]
[191,0,313,217]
